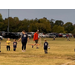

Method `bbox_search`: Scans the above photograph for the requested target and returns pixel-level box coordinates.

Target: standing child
[53,37,55,40]
[44,39,48,54]
[13,39,17,51]
[6,38,11,51]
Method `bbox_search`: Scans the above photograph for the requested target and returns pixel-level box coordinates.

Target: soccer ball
[48,47,50,49]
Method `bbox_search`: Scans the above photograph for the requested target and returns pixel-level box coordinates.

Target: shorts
[44,46,47,50]
[13,45,17,48]
[6,46,10,51]
[44,48,47,50]
[35,40,38,43]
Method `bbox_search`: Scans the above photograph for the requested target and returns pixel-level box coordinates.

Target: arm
[27,37,29,42]
[18,35,22,42]
[27,34,29,42]
[18,38,21,42]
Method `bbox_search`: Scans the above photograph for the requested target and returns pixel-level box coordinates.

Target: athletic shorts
[35,40,38,44]
[13,45,17,48]
[44,48,47,50]
[44,47,47,50]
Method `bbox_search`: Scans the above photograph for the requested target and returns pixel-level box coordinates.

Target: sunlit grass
[0,38,75,65]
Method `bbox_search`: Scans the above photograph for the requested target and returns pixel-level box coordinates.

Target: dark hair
[22,30,25,32]
[14,39,16,41]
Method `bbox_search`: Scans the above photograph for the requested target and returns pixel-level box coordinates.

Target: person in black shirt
[18,30,29,52]
[13,39,17,51]
[44,39,48,54]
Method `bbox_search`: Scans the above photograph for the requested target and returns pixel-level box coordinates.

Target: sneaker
[24,50,26,52]
[22,50,24,52]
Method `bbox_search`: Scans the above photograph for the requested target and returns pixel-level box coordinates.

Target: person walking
[18,30,29,52]
[32,30,39,49]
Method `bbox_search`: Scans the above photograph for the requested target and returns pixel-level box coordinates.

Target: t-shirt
[44,42,48,49]
[33,32,38,41]
[21,34,28,42]
[6,41,11,46]
[13,42,17,46]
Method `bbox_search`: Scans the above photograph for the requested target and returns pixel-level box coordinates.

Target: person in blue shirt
[13,39,17,51]
[44,39,48,54]
[18,30,29,52]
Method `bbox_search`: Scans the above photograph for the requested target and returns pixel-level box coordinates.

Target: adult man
[32,30,39,49]
[19,30,29,52]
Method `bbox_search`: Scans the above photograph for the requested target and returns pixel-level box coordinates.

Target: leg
[22,42,24,50]
[34,40,38,49]
[9,46,10,51]
[32,41,36,48]
[24,44,26,50]
[32,40,38,48]
[24,42,27,51]
[44,49,48,54]
[45,50,47,54]
[7,46,8,51]
[14,48,16,51]
[46,50,48,54]
[13,46,16,51]
[13,47,15,51]
[35,40,39,49]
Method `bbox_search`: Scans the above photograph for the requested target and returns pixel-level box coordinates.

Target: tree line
[0,13,75,34]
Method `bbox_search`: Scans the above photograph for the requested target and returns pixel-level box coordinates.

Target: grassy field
[0,38,75,65]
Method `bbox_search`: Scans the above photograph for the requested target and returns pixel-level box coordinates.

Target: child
[6,38,11,51]
[44,39,48,54]
[53,37,55,40]
[13,39,17,51]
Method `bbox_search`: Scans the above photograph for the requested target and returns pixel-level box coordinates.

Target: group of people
[5,30,49,54]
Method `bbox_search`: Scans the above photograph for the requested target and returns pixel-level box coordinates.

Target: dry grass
[0,38,75,65]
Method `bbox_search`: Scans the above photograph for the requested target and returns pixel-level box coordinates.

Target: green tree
[64,22,74,33]
[0,13,3,22]
[38,18,51,33]
[14,17,19,21]
[8,17,15,32]
[29,18,51,33]
[50,19,55,30]
[0,22,4,31]
[13,17,20,32]
[71,28,75,35]
[29,23,37,32]
[55,20,64,26]
[52,25,64,33]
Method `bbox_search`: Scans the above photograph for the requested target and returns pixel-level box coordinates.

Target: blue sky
[0,9,75,24]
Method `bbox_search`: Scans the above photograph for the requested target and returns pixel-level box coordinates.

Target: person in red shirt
[32,30,39,49]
